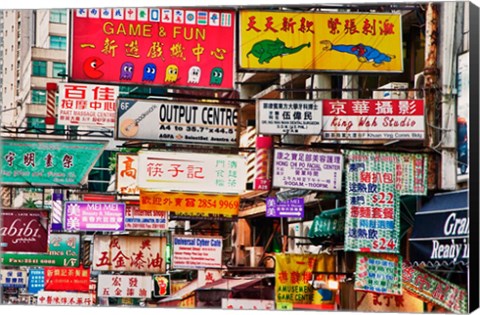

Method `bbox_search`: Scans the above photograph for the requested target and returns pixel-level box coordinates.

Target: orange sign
[140,191,239,217]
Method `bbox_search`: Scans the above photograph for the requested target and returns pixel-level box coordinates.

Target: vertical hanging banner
[1,139,106,187]
[45,83,58,125]
[137,150,247,194]
[51,192,64,231]
[57,82,119,128]
[345,150,400,253]
[70,8,235,89]
[239,11,403,72]
[354,253,402,295]
[254,136,273,190]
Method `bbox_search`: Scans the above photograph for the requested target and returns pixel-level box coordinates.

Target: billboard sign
[1,139,105,187]
[116,98,238,146]
[44,266,91,292]
[322,99,425,140]
[97,274,152,298]
[57,82,119,128]
[1,209,49,253]
[63,201,125,232]
[37,291,95,306]
[125,203,168,231]
[70,8,235,89]
[138,150,247,194]
[265,197,304,218]
[239,11,403,72]
[172,235,223,269]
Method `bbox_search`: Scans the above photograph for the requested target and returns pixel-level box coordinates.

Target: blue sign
[28,269,45,293]
[265,197,304,218]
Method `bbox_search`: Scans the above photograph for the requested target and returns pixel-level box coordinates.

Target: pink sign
[64,201,125,232]
[322,99,425,140]
[70,8,235,89]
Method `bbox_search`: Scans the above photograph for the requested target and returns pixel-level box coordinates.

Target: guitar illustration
[119,105,157,138]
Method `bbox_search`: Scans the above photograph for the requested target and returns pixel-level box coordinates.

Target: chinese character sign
[116,153,140,196]
[28,269,45,294]
[137,150,247,194]
[354,253,402,295]
[71,8,235,89]
[240,11,403,72]
[93,235,166,273]
[0,269,27,288]
[257,99,322,135]
[63,201,125,232]
[1,139,106,186]
[345,150,400,253]
[97,274,152,299]
[275,254,335,305]
[58,83,119,128]
[37,291,95,306]
[273,149,343,191]
[322,99,425,140]
[356,291,424,313]
[44,266,91,292]
[265,197,304,218]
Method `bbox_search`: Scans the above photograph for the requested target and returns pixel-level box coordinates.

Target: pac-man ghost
[143,63,157,82]
[165,64,179,83]
[120,62,134,80]
[187,66,201,84]
[210,67,223,85]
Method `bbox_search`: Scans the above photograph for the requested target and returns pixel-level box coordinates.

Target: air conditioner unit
[231,219,251,266]
[288,222,303,253]
[302,220,322,254]
[414,72,425,99]
[373,82,408,100]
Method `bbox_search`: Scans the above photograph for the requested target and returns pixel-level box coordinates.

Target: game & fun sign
[116,98,239,146]
[273,149,343,191]
[172,235,223,269]
[239,11,403,72]
[63,201,125,232]
[322,99,425,140]
[137,150,247,194]
[70,8,235,89]
[93,235,167,273]
[57,82,119,128]
[1,139,105,187]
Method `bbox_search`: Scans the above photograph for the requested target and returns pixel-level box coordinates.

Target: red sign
[44,266,91,292]
[0,209,49,253]
[70,8,235,89]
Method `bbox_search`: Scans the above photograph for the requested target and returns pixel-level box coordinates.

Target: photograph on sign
[138,151,247,194]
[322,99,425,140]
[1,209,49,253]
[273,149,343,191]
[93,235,166,273]
[70,8,235,89]
[115,98,239,146]
[57,82,119,128]
[239,11,403,72]
[257,99,322,135]
[64,201,125,232]
[172,235,223,269]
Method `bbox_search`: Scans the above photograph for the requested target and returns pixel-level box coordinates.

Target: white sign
[257,99,322,135]
[0,269,27,287]
[172,235,223,269]
[125,204,168,230]
[116,154,140,197]
[221,298,275,310]
[116,98,239,145]
[97,274,152,298]
[273,149,343,191]
[37,291,95,306]
[58,82,119,127]
[137,150,247,194]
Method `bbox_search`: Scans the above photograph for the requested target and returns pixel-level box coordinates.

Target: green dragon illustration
[246,39,311,64]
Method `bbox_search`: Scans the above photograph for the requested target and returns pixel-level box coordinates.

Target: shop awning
[409,190,468,267]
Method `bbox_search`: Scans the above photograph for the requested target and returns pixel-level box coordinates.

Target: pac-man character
[165,64,179,83]
[120,62,134,80]
[187,66,201,84]
[83,56,104,79]
[210,67,223,85]
[320,40,395,67]
[142,63,157,82]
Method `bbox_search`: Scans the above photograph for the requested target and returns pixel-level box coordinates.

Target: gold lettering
[103,22,114,35]
[173,26,182,39]
[129,23,141,36]
[196,28,206,41]
[143,24,152,37]
[117,23,126,36]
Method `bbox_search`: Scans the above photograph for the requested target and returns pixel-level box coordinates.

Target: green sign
[355,253,402,295]
[309,207,345,240]
[0,233,80,267]
[1,139,106,186]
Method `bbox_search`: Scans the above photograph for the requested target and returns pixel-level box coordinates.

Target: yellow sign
[140,191,240,216]
[275,254,335,305]
[240,11,403,72]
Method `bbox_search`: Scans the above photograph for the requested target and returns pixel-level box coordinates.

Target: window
[52,62,66,78]
[27,117,64,134]
[31,89,46,104]
[49,36,66,50]
[50,9,67,24]
[32,60,47,77]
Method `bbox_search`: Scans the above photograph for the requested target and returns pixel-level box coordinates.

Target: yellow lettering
[196,28,206,41]
[143,24,152,37]
[173,26,182,39]
[117,23,126,36]
[129,23,141,36]
[103,21,114,35]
